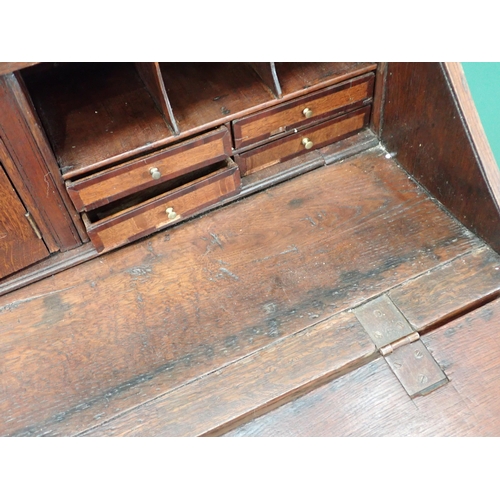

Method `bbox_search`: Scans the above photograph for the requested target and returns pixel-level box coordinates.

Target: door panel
[0,163,49,279]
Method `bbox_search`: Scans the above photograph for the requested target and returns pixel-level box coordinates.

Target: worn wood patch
[81,311,375,436]
[389,245,500,331]
[0,148,482,436]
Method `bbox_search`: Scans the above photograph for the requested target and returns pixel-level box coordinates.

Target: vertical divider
[249,63,282,99]
[135,62,180,135]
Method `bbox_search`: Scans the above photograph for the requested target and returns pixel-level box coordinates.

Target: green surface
[462,63,500,167]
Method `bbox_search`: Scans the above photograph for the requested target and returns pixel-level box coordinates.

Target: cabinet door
[0,163,49,279]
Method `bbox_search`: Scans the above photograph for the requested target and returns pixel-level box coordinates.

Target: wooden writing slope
[0,63,499,436]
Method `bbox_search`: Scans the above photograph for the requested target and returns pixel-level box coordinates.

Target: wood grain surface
[67,126,231,212]
[0,74,82,251]
[249,63,282,99]
[226,296,500,437]
[22,63,173,176]
[275,63,377,97]
[135,62,179,135]
[82,311,377,436]
[232,74,374,150]
[0,164,49,279]
[390,245,500,331]
[85,163,241,252]
[236,107,370,175]
[381,62,500,253]
[0,149,482,436]
[159,63,277,133]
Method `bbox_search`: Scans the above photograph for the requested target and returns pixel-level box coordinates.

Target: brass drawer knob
[302,107,313,118]
[302,138,313,150]
[166,207,177,219]
[150,167,161,180]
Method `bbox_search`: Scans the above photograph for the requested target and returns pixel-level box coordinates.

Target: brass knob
[166,207,177,220]
[302,107,313,118]
[150,167,161,180]
[302,138,313,150]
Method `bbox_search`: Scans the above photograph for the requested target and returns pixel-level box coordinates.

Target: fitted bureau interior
[3,62,500,437]
[20,62,377,255]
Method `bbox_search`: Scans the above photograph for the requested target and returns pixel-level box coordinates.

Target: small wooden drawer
[232,73,374,150]
[83,160,241,253]
[66,126,232,212]
[235,106,371,176]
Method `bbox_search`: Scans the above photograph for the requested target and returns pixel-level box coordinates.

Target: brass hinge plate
[353,294,413,349]
[384,339,448,398]
[353,294,448,398]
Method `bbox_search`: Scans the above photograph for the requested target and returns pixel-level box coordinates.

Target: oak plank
[226,297,500,436]
[82,311,376,436]
[0,149,481,436]
[390,245,500,331]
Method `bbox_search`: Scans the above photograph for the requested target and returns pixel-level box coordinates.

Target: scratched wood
[226,297,500,436]
[0,148,482,436]
[390,245,500,332]
[82,311,376,436]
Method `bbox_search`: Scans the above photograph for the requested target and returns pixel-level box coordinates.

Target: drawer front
[236,106,370,175]
[67,126,232,212]
[84,162,241,253]
[232,73,374,149]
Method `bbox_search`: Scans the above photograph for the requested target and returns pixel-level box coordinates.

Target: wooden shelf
[159,62,277,133]
[22,63,174,176]
[275,62,377,97]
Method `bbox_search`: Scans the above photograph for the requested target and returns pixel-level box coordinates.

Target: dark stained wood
[21,63,174,177]
[390,245,500,332]
[275,62,377,97]
[381,62,500,253]
[239,129,379,196]
[227,297,500,436]
[319,128,379,165]
[82,311,377,436]
[0,63,38,76]
[0,74,82,252]
[232,73,374,150]
[0,149,482,436]
[0,242,97,297]
[67,126,232,212]
[0,164,49,279]
[11,73,89,243]
[249,63,282,98]
[135,62,179,135]
[84,161,241,253]
[236,106,370,175]
[370,62,387,135]
[159,63,277,133]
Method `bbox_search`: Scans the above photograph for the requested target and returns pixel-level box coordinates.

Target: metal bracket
[354,294,448,398]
